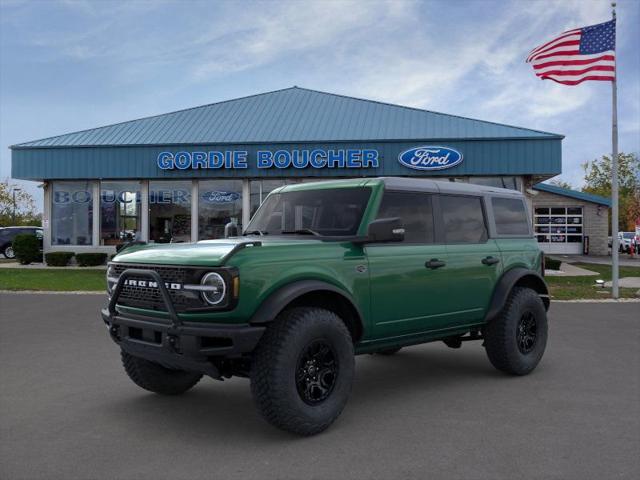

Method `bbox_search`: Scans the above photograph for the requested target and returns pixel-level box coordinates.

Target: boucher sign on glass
[157,149,380,170]
[398,146,463,171]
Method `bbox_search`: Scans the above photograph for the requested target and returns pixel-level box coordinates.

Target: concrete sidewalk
[553,254,640,267]
[545,263,599,277]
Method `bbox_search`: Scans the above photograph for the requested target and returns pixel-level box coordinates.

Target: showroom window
[149,181,191,243]
[100,181,141,245]
[51,181,93,245]
[198,180,243,239]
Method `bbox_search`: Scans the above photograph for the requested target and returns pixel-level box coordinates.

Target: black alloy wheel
[296,339,339,405]
[517,311,537,354]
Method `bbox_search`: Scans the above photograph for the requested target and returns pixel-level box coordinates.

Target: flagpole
[611,1,619,298]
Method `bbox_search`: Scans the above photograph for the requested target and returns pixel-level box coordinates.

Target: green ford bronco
[103,177,549,435]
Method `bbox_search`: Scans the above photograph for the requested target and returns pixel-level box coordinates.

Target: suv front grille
[112,264,204,312]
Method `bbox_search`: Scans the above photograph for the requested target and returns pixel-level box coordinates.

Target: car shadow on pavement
[101,344,503,441]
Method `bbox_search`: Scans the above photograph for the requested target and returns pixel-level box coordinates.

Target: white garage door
[534,206,583,254]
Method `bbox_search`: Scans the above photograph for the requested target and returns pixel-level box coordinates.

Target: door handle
[425,259,446,269]
[482,256,500,266]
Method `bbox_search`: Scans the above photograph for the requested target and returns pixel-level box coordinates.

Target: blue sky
[1,0,638,210]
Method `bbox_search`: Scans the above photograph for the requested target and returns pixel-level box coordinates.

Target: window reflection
[198,180,243,239]
[149,181,191,243]
[100,181,141,245]
[51,181,93,245]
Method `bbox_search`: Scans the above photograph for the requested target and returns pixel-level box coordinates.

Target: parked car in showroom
[0,226,43,259]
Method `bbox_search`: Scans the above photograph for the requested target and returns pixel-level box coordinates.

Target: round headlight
[200,272,226,305]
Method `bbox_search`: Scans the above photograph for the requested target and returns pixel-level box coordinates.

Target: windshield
[245,187,371,237]
[622,232,635,239]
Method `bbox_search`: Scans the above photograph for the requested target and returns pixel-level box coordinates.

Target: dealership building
[10,87,611,256]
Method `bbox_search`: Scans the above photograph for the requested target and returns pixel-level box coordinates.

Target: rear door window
[492,197,530,235]
[376,191,435,243]
[440,195,487,243]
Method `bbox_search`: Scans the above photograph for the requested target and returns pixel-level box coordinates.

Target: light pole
[12,187,22,224]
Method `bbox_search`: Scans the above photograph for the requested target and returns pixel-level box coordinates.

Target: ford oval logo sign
[398,146,463,171]
[200,191,241,204]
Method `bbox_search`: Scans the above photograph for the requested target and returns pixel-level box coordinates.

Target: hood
[112,236,322,267]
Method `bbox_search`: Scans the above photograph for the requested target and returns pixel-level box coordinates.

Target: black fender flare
[249,280,364,337]
[484,268,550,323]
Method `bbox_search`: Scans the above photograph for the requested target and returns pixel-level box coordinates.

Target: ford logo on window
[398,146,463,171]
[200,191,241,204]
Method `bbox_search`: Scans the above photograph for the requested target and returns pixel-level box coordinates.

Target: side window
[376,191,434,243]
[492,197,530,235]
[441,195,487,243]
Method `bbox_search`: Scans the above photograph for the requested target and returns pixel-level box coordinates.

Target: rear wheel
[250,307,355,436]
[484,287,548,376]
[121,351,202,395]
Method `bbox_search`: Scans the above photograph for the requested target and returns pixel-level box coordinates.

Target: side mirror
[366,217,405,243]
[224,221,239,238]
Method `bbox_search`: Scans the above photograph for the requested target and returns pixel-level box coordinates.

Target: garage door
[534,206,583,254]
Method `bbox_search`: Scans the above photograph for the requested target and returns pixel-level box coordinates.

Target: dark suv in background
[0,226,43,259]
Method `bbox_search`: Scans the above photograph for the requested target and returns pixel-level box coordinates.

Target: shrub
[545,257,562,271]
[75,253,107,267]
[13,234,42,265]
[45,252,75,267]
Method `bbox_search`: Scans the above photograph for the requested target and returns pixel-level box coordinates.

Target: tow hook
[167,334,180,353]
[109,325,121,342]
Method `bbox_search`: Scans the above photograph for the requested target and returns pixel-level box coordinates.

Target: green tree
[582,153,640,231]
[0,180,41,227]
[548,178,573,190]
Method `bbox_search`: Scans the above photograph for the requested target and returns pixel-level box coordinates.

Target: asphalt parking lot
[1,294,638,480]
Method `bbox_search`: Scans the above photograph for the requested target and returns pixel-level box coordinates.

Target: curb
[552,298,640,303]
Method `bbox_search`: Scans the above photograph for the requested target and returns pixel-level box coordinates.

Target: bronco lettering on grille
[123,279,182,290]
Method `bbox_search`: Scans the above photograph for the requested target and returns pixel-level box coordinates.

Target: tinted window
[247,187,371,236]
[441,195,487,243]
[376,191,434,243]
[492,197,530,235]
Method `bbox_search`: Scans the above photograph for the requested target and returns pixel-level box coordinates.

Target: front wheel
[484,287,548,376]
[121,351,202,395]
[250,307,355,435]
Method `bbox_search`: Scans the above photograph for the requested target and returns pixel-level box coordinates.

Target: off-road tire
[484,287,548,376]
[376,347,402,355]
[3,244,15,259]
[121,351,202,395]
[250,307,355,436]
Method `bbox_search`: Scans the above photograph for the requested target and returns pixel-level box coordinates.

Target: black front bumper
[102,268,264,378]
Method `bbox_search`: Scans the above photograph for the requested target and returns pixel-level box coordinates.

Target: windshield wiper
[281,228,321,236]
[244,230,267,236]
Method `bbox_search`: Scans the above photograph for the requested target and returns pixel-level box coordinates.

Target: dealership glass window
[149,181,191,243]
[440,195,488,243]
[198,180,243,240]
[491,197,530,235]
[51,181,93,245]
[100,181,141,245]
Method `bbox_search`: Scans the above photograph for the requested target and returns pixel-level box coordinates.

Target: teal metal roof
[12,87,562,148]
[533,183,611,207]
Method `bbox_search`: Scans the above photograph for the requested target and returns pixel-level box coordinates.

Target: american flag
[526,19,616,85]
